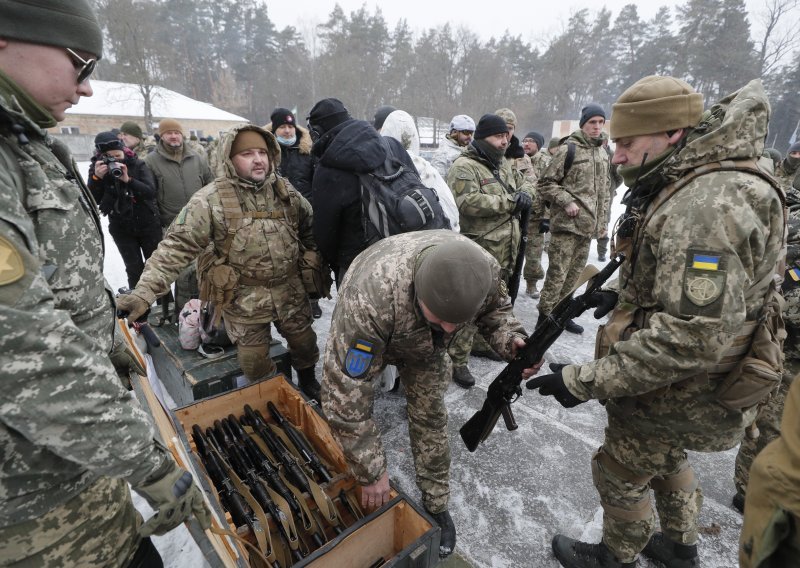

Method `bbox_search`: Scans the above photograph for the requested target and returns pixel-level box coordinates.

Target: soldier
[0,1,210,565]
[775,141,800,192]
[117,125,323,400]
[431,114,475,178]
[321,231,540,558]
[119,120,151,159]
[537,103,612,334]
[527,77,785,568]
[595,136,623,262]
[445,114,533,387]
[522,131,550,298]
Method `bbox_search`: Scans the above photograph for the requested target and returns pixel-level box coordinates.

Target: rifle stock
[459,253,625,452]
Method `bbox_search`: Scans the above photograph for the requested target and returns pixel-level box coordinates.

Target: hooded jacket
[311,118,417,277]
[267,123,315,201]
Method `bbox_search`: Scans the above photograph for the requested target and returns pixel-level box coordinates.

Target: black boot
[452,366,475,388]
[297,367,321,401]
[732,492,745,514]
[642,533,698,568]
[564,319,584,334]
[427,509,456,558]
[310,300,322,319]
[552,535,636,568]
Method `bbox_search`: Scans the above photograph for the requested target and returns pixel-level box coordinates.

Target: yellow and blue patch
[344,339,375,379]
[691,254,720,271]
[789,267,800,282]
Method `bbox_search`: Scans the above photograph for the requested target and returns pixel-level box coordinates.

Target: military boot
[526,281,540,299]
[310,299,322,319]
[427,509,456,558]
[641,533,698,568]
[297,367,321,401]
[452,366,475,388]
[552,535,636,568]
[732,492,745,514]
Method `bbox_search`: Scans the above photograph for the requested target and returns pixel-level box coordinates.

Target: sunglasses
[66,48,97,84]
[96,140,125,153]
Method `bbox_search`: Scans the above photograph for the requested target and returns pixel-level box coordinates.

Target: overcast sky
[266,0,770,45]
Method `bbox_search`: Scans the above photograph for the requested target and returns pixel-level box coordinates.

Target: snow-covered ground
[87,160,742,568]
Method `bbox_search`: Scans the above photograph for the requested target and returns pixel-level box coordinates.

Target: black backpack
[357,144,450,243]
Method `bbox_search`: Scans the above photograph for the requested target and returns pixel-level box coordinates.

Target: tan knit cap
[494,107,517,128]
[610,76,703,139]
[229,130,269,157]
[158,118,183,135]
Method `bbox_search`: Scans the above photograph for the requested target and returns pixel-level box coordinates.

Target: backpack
[178,299,202,350]
[357,142,450,242]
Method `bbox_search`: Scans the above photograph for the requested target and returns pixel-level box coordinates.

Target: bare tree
[753,0,800,75]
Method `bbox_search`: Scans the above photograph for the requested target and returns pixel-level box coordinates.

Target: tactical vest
[599,159,787,411]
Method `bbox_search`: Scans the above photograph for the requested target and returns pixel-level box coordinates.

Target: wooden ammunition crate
[135,373,441,568]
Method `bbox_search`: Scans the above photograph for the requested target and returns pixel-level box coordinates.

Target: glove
[538,218,550,234]
[512,192,532,214]
[586,290,618,319]
[109,340,146,385]
[135,462,212,537]
[526,371,584,408]
[117,291,151,322]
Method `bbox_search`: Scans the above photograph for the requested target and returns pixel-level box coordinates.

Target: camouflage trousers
[538,232,591,315]
[596,236,610,258]
[734,370,794,496]
[594,423,703,563]
[447,324,493,368]
[523,215,546,282]
[0,476,141,567]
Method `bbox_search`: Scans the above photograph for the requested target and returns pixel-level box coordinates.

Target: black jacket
[88,151,160,233]
[311,118,417,277]
[275,125,314,201]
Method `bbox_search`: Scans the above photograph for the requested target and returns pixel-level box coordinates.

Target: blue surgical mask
[277,135,296,146]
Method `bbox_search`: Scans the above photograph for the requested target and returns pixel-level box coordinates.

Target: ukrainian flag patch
[344,339,375,379]
[692,254,720,271]
[789,267,800,282]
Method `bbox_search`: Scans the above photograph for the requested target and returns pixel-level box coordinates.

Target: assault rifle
[267,401,333,483]
[459,253,625,452]
[507,204,532,306]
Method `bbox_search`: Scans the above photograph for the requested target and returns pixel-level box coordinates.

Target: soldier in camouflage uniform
[775,141,800,193]
[537,103,612,335]
[0,2,210,565]
[595,136,623,262]
[445,114,533,387]
[118,125,323,400]
[528,77,785,568]
[119,120,152,159]
[321,230,536,558]
[522,131,550,298]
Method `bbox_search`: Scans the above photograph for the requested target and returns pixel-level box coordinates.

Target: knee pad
[650,464,699,494]
[591,447,654,522]
[237,344,275,381]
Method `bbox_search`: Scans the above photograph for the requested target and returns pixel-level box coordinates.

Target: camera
[102,155,124,179]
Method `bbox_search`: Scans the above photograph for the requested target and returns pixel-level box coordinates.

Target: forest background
[93,0,800,151]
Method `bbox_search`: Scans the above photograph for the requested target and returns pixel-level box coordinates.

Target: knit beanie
[94,131,124,152]
[0,0,103,59]
[414,241,493,324]
[611,76,704,139]
[308,98,350,136]
[789,142,800,154]
[373,105,397,130]
[270,108,296,130]
[120,121,143,140]
[548,136,560,150]
[450,115,475,132]
[494,108,517,129]
[579,103,606,127]
[158,118,183,135]
[524,131,545,150]
[230,130,269,157]
[474,114,509,139]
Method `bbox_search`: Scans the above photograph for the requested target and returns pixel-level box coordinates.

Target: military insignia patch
[344,339,375,379]
[788,266,800,283]
[0,236,24,286]
[684,267,725,307]
[499,280,508,298]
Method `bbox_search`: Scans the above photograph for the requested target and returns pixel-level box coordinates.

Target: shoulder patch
[681,249,726,317]
[0,236,24,286]
[344,339,376,379]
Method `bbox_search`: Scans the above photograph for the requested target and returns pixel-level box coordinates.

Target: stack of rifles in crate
[190,401,366,567]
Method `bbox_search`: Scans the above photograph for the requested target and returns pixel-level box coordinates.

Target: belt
[239,266,298,287]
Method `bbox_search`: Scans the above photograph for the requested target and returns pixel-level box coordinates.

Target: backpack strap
[563,142,576,178]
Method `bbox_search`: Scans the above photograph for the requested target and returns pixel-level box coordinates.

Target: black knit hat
[474,114,509,139]
[270,108,296,130]
[307,98,350,136]
[524,131,545,150]
[374,105,396,130]
[579,103,606,127]
[94,131,124,152]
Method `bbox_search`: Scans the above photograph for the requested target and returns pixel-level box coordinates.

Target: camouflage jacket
[530,151,551,218]
[537,129,611,237]
[144,140,213,227]
[447,144,530,273]
[775,158,800,192]
[322,231,526,484]
[783,189,800,370]
[134,125,316,324]
[430,135,464,178]
[564,80,786,451]
[0,85,168,524]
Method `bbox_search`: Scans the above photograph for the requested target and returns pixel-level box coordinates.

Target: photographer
[88,131,162,289]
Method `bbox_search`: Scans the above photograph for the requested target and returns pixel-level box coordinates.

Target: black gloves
[539,218,550,234]
[512,192,533,214]
[526,371,584,408]
[586,290,618,319]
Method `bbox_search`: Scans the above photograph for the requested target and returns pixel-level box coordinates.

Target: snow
[90,163,744,567]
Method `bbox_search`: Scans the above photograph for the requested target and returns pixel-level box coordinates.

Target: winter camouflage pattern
[132,125,319,368]
[774,158,800,192]
[321,231,525,512]
[524,151,552,283]
[430,135,465,178]
[596,148,623,258]
[0,85,168,559]
[562,80,785,559]
[537,232,592,315]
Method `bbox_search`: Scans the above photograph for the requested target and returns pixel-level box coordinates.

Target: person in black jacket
[268,107,314,202]
[88,131,162,290]
[308,97,419,284]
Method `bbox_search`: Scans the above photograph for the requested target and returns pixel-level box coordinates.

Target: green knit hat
[611,75,703,139]
[547,136,560,149]
[120,121,143,140]
[0,0,103,59]
[414,240,493,324]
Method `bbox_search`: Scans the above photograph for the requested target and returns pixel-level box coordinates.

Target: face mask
[277,134,296,146]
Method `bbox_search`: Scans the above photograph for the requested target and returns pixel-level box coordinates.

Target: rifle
[459,253,625,452]
[267,401,333,483]
[507,204,532,306]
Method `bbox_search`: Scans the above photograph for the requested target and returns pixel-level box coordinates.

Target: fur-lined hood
[263,122,313,155]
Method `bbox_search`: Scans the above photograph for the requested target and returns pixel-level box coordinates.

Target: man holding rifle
[527,77,785,567]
